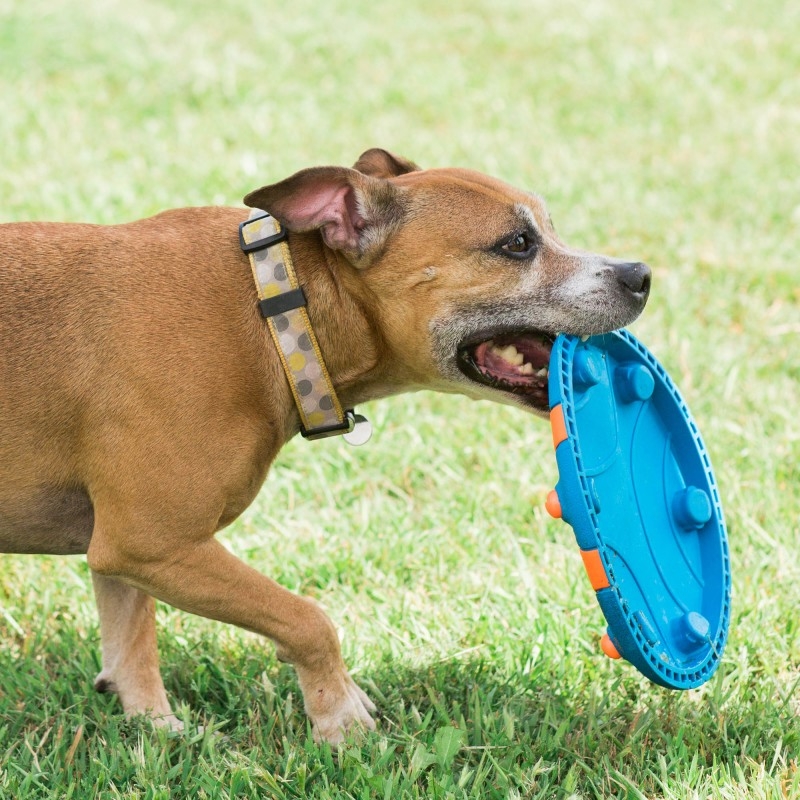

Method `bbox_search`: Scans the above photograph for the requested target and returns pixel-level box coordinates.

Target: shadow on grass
[1,626,797,798]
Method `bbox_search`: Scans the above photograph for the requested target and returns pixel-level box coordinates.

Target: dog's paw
[147,710,185,732]
[303,672,378,744]
[94,668,183,731]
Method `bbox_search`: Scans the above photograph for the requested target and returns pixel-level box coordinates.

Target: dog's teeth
[536,367,549,378]
[509,347,524,366]
[493,344,524,366]
[520,363,534,376]
[581,335,590,342]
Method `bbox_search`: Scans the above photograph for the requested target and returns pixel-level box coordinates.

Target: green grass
[1,0,799,797]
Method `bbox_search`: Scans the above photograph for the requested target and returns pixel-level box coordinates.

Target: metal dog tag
[343,413,372,446]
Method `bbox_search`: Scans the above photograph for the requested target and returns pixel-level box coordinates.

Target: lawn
[1,0,799,797]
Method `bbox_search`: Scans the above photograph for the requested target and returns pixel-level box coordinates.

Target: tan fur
[0,150,649,741]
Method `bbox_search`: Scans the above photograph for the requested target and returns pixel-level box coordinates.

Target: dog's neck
[284,230,403,409]
[240,211,417,439]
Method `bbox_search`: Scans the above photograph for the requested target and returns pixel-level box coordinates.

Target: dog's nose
[613,261,651,299]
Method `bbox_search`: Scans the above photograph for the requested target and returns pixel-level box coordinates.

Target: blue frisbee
[545,330,730,689]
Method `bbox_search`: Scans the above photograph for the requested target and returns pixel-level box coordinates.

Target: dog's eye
[500,232,537,258]
[506,234,528,252]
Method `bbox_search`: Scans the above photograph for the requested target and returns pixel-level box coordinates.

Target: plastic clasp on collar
[301,410,372,446]
[238,213,288,253]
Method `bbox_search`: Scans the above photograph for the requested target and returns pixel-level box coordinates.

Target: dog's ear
[353,148,420,178]
[244,166,405,268]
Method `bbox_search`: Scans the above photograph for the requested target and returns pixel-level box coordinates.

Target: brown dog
[0,149,650,742]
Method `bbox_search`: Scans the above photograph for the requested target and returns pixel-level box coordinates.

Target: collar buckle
[239,213,288,253]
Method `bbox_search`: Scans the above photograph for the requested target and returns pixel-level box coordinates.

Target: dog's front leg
[90,572,182,730]
[88,535,376,743]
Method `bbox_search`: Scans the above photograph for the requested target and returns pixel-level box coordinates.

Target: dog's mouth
[456,331,555,412]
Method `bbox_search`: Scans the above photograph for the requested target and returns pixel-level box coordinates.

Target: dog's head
[244,149,650,416]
